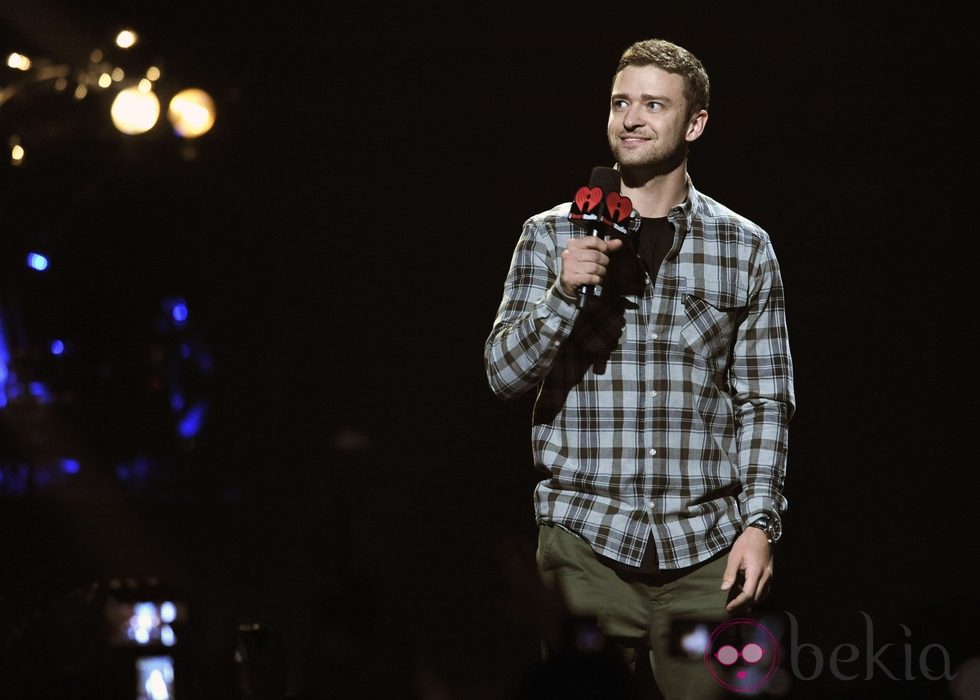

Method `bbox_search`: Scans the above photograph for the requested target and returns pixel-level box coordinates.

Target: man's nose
[623,104,643,129]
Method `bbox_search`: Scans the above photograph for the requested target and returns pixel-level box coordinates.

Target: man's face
[606,64,704,171]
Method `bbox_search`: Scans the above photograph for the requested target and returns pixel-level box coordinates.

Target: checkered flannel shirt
[484,175,796,569]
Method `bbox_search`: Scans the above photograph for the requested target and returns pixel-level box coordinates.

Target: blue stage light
[26,252,49,271]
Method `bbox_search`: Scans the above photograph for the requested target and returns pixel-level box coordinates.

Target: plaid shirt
[484,175,795,570]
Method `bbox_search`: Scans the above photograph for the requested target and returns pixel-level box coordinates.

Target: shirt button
[649,501,656,509]
[651,390,658,397]
[650,333,658,340]
[649,449,657,456]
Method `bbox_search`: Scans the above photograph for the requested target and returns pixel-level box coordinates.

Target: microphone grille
[589,166,621,193]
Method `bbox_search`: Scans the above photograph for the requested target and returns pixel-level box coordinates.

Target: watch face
[750,515,782,543]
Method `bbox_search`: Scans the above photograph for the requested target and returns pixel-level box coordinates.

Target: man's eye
[612,99,628,109]
[646,102,663,111]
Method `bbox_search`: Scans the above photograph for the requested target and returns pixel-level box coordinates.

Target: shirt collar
[618,171,699,231]
[667,172,699,234]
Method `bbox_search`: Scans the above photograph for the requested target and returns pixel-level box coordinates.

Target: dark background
[0,2,976,698]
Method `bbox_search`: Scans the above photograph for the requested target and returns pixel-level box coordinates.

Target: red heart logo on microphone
[575,186,603,213]
[605,192,633,222]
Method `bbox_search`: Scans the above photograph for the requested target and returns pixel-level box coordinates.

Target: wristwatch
[747,513,782,544]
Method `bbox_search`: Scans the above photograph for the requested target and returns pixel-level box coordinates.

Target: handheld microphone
[568,166,633,309]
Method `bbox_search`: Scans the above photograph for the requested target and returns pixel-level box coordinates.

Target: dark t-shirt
[603,216,675,300]
[635,216,674,283]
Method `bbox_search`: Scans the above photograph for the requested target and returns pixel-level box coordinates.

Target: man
[484,38,795,698]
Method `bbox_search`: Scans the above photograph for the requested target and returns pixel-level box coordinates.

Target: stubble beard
[609,130,688,180]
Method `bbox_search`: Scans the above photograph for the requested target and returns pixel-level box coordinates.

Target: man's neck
[620,162,689,219]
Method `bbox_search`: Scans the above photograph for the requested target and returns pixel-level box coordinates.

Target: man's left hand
[720,527,774,612]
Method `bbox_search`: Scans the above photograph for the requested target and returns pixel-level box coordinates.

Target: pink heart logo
[574,186,603,213]
[605,192,633,222]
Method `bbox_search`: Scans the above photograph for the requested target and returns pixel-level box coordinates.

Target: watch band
[747,513,782,544]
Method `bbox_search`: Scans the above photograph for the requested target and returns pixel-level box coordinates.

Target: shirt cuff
[741,493,788,527]
[545,281,580,324]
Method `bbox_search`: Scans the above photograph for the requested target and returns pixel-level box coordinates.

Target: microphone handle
[576,226,603,309]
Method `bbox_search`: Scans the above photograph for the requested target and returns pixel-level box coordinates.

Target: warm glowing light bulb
[116,30,138,48]
[11,144,24,165]
[168,88,216,138]
[6,52,31,70]
[111,87,160,134]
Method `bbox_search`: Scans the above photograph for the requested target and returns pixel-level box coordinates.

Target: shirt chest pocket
[679,282,749,362]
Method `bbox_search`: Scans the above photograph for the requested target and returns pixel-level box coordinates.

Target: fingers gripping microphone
[568,166,634,309]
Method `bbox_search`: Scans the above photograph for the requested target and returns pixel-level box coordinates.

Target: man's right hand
[559,236,624,298]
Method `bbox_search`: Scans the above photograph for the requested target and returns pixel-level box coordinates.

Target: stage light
[28,381,50,400]
[51,339,65,355]
[115,30,139,49]
[111,86,160,134]
[170,301,188,324]
[3,29,216,161]
[177,401,206,439]
[27,252,49,270]
[6,52,31,70]
[160,602,177,623]
[167,88,216,138]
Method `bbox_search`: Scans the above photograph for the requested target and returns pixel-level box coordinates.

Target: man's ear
[686,109,708,143]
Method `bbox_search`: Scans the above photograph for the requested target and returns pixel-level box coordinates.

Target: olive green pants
[536,522,735,699]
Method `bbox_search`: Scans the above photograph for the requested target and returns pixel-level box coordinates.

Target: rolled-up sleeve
[729,234,796,523]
